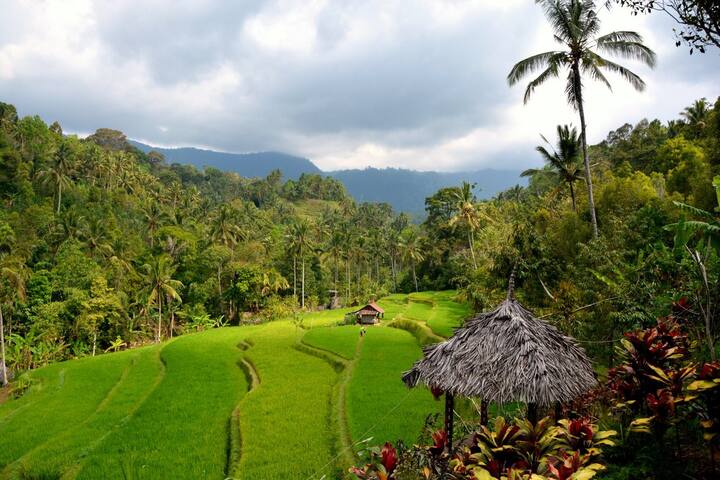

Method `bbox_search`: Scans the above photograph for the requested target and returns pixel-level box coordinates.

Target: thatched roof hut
[403,289,596,406]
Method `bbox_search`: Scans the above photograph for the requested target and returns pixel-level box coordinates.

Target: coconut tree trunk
[170,307,175,339]
[569,181,577,212]
[346,256,351,304]
[56,183,62,214]
[92,330,97,357]
[301,256,305,309]
[293,255,297,299]
[390,254,397,292]
[468,229,478,269]
[0,304,8,387]
[156,295,162,343]
[412,259,418,292]
[334,254,339,292]
[574,64,599,238]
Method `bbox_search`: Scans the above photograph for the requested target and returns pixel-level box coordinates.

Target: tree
[680,97,711,129]
[142,255,183,342]
[522,125,585,211]
[610,0,720,53]
[0,224,25,386]
[39,142,74,214]
[210,205,243,249]
[508,0,656,238]
[399,229,425,292]
[287,220,314,309]
[449,182,481,269]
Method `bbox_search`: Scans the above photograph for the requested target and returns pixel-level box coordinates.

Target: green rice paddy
[0,291,470,479]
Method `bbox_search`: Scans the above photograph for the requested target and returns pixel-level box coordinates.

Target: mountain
[130,141,321,179]
[327,168,524,215]
[131,140,523,215]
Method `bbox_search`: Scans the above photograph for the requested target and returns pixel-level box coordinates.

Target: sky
[1,0,718,172]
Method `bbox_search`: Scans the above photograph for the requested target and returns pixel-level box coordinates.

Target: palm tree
[286,220,314,309]
[210,205,243,249]
[324,231,344,292]
[399,229,425,292]
[449,182,481,269]
[508,0,656,238]
[39,143,74,214]
[0,241,25,387]
[141,200,165,248]
[680,97,710,129]
[142,255,183,342]
[522,125,584,211]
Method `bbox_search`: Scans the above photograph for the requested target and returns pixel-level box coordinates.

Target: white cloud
[0,0,717,172]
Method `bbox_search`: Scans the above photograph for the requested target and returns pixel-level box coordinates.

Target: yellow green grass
[0,290,470,479]
[302,325,361,359]
[347,327,441,445]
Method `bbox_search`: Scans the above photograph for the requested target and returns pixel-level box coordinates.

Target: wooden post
[444,392,454,453]
[480,399,488,426]
[527,403,538,424]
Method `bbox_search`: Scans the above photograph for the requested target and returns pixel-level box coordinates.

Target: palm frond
[507,51,563,86]
[535,146,556,164]
[673,201,715,219]
[524,62,562,104]
[592,53,647,91]
[596,32,656,67]
[583,61,612,91]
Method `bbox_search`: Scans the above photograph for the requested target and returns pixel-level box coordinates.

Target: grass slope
[235,321,340,479]
[0,291,470,479]
[2,346,163,479]
[76,329,247,479]
[347,327,441,445]
[0,348,144,470]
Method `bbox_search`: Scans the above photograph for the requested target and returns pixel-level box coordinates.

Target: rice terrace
[2,0,720,479]
[0,293,471,479]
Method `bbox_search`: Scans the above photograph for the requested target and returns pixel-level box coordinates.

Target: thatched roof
[355,302,385,314]
[402,288,597,406]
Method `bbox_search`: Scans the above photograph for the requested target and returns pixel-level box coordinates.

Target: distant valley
[131,141,525,215]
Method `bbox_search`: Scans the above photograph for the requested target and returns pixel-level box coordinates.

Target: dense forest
[1,95,718,374]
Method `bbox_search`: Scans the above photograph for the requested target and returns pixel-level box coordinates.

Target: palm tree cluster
[509,0,656,237]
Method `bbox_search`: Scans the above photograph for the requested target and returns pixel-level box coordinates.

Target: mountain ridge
[131,140,524,214]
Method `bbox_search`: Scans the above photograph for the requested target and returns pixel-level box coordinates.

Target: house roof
[402,279,596,406]
[356,302,385,314]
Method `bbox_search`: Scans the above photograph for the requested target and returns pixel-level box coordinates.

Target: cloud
[0,0,717,172]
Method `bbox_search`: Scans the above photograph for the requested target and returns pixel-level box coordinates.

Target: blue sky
[1,0,718,171]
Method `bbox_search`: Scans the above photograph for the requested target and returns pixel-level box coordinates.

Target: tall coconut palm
[399,229,425,292]
[0,240,26,386]
[508,0,656,238]
[286,220,314,309]
[39,142,74,214]
[522,124,584,211]
[449,182,481,269]
[142,255,183,342]
[324,230,344,292]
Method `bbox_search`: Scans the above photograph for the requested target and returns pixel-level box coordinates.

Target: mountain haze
[131,141,321,179]
[131,140,523,214]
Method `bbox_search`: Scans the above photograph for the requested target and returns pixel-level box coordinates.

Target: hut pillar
[444,392,454,453]
[527,402,538,424]
[480,399,488,426]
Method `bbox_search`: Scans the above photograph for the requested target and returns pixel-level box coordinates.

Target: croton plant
[607,316,720,444]
[349,416,616,480]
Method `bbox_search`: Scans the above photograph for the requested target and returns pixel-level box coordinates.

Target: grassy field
[0,290,469,479]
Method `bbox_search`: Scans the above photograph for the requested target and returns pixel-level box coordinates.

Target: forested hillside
[131,140,322,180]
[1,96,718,377]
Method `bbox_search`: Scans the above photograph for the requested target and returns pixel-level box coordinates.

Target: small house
[354,302,385,325]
